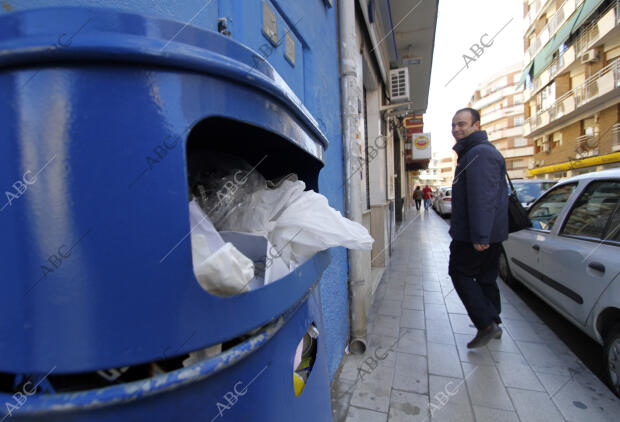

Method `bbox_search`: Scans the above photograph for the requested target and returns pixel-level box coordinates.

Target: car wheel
[499,249,518,286]
[604,323,620,397]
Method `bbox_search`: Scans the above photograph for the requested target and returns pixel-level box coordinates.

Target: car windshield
[511,181,556,204]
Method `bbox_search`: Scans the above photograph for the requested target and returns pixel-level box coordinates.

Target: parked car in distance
[432,186,451,217]
[509,178,558,208]
[499,169,620,395]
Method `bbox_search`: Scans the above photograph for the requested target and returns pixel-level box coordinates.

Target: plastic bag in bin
[189,200,255,297]
[216,174,374,269]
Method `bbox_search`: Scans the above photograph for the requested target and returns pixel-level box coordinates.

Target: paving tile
[367,334,400,368]
[384,287,405,302]
[400,309,425,330]
[486,329,521,354]
[405,283,424,296]
[425,318,455,345]
[370,315,400,338]
[498,303,526,321]
[394,328,427,356]
[388,390,430,422]
[502,318,544,343]
[423,291,444,305]
[338,354,365,382]
[345,406,388,422]
[472,406,520,422]
[553,376,620,422]
[507,388,565,421]
[444,291,467,315]
[489,349,528,366]
[462,362,513,411]
[496,361,545,391]
[422,281,441,292]
[535,372,570,397]
[392,352,428,394]
[350,382,391,413]
[448,313,477,335]
[376,299,403,317]
[429,401,474,422]
[429,374,469,405]
[427,342,462,378]
[424,303,449,321]
[516,341,571,377]
[454,333,495,366]
[332,392,352,422]
[402,295,424,310]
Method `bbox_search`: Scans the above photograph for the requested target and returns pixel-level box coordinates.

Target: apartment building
[438,153,456,185]
[521,0,620,178]
[470,64,534,178]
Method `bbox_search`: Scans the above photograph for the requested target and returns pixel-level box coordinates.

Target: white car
[433,187,452,217]
[499,169,620,395]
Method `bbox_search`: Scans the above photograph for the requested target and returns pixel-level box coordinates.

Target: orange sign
[413,135,430,149]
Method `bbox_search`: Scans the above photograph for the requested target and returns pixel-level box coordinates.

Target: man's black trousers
[448,240,502,330]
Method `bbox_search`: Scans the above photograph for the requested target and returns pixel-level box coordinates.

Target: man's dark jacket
[450,130,508,244]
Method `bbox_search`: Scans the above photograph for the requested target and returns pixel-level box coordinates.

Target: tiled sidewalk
[330,209,620,422]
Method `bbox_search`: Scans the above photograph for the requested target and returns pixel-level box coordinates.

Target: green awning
[570,0,606,35]
[519,0,606,83]
[517,61,534,88]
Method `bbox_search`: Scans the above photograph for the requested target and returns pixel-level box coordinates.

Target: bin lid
[0,6,329,150]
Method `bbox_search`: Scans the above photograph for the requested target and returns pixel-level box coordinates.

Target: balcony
[524,0,620,102]
[488,125,524,141]
[524,57,620,136]
[575,1,619,55]
[525,0,544,30]
[524,0,585,64]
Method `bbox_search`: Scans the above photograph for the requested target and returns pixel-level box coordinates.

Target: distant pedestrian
[422,185,432,210]
[448,107,508,349]
[413,186,423,211]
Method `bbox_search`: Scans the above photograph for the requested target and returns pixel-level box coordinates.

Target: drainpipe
[339,0,367,355]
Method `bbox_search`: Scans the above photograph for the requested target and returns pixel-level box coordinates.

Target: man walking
[422,185,432,210]
[449,108,508,348]
[413,186,423,211]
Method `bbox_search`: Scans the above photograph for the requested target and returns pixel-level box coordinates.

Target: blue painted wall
[3,0,348,379]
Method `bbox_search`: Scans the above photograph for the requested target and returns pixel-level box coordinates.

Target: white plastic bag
[217,176,374,270]
[189,200,255,297]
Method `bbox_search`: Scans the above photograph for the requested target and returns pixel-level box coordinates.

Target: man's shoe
[494,327,503,339]
[467,322,501,349]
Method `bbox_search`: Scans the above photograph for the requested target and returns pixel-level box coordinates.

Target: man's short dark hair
[456,107,481,124]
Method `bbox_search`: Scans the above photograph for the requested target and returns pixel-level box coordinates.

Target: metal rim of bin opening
[0,6,329,155]
[0,291,313,415]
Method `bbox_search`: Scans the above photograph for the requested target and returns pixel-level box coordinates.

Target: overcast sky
[425,0,525,155]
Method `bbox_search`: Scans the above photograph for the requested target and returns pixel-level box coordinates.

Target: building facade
[471,64,534,178]
[522,0,620,179]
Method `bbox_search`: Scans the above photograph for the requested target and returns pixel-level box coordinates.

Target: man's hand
[473,243,489,252]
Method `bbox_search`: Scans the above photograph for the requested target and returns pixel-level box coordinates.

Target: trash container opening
[0,316,285,397]
[293,322,319,397]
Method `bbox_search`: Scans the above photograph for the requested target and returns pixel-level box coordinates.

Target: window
[561,181,620,239]
[606,206,620,242]
[514,116,524,126]
[528,183,577,231]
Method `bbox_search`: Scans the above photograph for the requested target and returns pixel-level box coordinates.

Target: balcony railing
[525,0,543,28]
[525,0,585,63]
[574,0,619,55]
[525,58,620,134]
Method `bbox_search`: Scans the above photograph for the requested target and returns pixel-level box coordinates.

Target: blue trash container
[0,7,333,421]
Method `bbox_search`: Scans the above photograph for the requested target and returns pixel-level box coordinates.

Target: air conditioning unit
[581,48,601,64]
[390,67,410,103]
